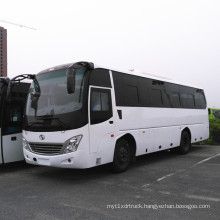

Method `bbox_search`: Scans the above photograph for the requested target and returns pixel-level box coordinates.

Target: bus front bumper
[23,148,89,169]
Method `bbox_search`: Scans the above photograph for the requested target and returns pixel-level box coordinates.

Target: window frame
[90,88,113,125]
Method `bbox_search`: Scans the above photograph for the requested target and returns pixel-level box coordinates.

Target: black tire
[179,131,191,154]
[112,139,131,173]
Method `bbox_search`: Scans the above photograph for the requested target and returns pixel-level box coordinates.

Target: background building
[0,26,7,77]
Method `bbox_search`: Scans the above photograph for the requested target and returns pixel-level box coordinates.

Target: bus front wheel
[113,139,131,172]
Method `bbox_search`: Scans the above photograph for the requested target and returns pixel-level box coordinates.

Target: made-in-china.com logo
[39,135,45,140]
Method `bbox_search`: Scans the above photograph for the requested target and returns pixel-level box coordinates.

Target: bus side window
[195,92,206,109]
[170,92,181,108]
[180,93,195,109]
[3,103,23,134]
[90,88,112,124]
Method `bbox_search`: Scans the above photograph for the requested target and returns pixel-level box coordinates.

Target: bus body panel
[24,107,209,169]
[113,106,209,155]
[24,148,91,169]
[24,125,101,168]
[23,125,89,145]
[115,107,208,132]
[24,124,119,169]
[2,133,23,163]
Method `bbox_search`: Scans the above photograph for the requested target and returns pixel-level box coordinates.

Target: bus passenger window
[170,92,181,108]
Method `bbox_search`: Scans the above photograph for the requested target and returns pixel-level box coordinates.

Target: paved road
[0,144,219,220]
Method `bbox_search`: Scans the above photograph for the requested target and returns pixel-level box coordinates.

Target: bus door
[0,79,8,164]
[1,101,24,163]
[1,77,32,164]
[0,75,32,163]
[89,87,115,154]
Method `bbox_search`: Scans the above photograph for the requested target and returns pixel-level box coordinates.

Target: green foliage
[202,120,220,144]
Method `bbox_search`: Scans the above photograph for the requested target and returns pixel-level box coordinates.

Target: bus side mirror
[67,68,76,94]
[31,96,38,109]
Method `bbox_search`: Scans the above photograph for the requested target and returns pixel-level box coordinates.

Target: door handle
[117,110,122,119]
[11,136,17,141]
[109,121,113,124]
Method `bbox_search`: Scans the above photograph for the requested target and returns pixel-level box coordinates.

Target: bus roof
[37,61,204,90]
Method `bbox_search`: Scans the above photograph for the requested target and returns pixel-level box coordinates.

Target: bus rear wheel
[113,139,131,172]
[179,131,191,154]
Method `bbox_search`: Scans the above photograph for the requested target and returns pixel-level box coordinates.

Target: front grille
[29,143,64,155]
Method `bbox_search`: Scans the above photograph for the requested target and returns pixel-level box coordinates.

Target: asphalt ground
[0,144,219,220]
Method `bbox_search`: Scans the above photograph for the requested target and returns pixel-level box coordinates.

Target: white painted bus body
[23,63,209,169]
[0,129,24,164]
[23,108,209,169]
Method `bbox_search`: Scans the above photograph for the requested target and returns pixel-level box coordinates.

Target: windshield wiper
[36,115,71,130]
[27,122,45,127]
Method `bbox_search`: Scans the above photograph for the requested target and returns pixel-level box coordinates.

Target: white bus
[23,61,209,172]
[0,75,31,164]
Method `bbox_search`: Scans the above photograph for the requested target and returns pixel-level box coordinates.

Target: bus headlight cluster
[23,137,31,152]
[64,135,82,154]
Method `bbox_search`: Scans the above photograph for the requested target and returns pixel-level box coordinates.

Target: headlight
[23,137,31,152]
[63,135,83,154]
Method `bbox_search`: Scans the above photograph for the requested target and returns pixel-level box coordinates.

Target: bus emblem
[39,135,45,140]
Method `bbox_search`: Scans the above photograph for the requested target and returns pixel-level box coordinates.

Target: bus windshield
[24,68,88,132]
